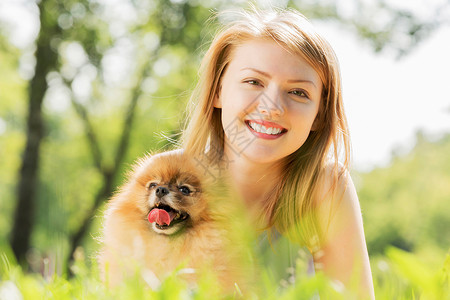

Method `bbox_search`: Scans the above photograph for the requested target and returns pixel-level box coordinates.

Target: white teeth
[248,122,283,135]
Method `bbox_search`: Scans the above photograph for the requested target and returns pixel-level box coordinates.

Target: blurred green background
[0,0,449,295]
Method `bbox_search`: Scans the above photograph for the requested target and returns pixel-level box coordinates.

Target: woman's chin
[231,146,289,166]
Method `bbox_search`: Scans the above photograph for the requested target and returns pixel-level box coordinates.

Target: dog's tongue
[148,209,171,226]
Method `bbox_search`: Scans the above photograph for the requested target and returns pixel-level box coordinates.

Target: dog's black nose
[155,186,169,198]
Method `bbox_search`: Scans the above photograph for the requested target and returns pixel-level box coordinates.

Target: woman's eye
[244,79,262,86]
[290,89,309,98]
[178,186,191,195]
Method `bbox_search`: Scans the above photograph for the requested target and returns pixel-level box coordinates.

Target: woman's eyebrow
[287,79,317,88]
[241,67,271,78]
[240,67,317,88]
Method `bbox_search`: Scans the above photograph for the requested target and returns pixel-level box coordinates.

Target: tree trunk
[9,0,59,265]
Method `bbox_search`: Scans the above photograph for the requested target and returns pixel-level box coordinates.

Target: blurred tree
[9,0,60,266]
[289,0,450,57]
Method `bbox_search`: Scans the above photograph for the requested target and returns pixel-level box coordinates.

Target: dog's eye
[178,186,191,195]
[147,182,157,189]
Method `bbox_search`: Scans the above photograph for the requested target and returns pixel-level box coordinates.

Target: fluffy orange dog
[98,150,251,291]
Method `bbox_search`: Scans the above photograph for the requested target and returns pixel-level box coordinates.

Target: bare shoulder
[314,161,354,206]
[314,162,361,242]
[312,163,375,298]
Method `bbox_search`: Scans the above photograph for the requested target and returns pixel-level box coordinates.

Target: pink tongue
[148,209,171,226]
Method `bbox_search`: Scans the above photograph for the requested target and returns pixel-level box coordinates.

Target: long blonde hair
[182,8,350,250]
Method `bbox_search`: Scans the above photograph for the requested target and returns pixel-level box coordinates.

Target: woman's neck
[224,152,283,211]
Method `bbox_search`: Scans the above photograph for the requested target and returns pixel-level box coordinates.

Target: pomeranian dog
[98,150,253,292]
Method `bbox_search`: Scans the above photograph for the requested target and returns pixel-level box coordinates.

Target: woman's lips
[245,120,287,139]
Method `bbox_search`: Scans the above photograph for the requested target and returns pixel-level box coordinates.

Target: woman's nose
[256,87,285,119]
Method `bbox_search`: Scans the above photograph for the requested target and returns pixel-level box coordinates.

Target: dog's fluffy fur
[98,150,252,291]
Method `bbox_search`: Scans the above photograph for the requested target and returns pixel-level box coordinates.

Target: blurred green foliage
[0,243,449,299]
[357,133,450,257]
[0,36,27,245]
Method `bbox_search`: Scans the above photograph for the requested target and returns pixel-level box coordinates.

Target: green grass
[0,246,448,299]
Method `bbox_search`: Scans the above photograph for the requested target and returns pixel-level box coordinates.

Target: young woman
[182,7,374,298]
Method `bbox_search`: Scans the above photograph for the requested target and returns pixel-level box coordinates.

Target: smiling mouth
[147,203,189,230]
[245,120,287,138]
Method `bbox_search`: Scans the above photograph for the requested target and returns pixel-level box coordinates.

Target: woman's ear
[311,114,320,131]
[311,99,323,131]
[213,85,222,108]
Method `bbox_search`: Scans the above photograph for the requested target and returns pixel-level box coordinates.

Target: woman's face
[215,38,323,165]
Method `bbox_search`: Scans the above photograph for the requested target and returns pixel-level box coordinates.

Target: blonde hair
[182,8,350,249]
